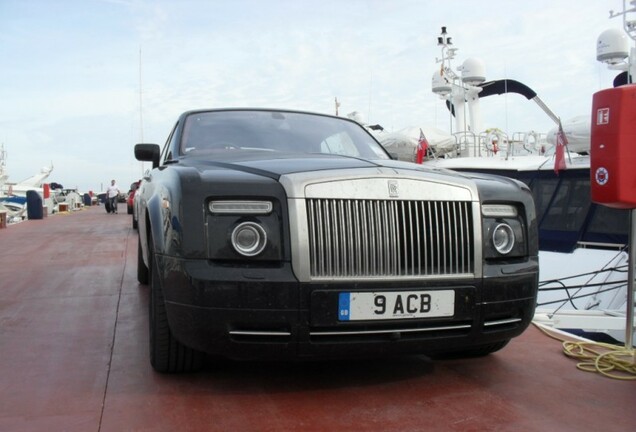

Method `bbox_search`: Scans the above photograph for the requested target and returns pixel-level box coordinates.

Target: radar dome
[460,58,485,85]
[432,71,451,96]
[597,28,629,64]
[346,111,365,124]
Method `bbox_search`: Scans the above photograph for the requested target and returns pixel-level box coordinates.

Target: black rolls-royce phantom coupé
[134,108,538,373]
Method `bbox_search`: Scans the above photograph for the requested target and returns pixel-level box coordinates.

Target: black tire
[137,236,148,285]
[462,339,510,357]
[148,237,205,373]
[132,215,138,230]
[433,340,510,360]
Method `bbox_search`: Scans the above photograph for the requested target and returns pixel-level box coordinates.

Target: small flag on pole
[416,129,429,164]
[554,120,567,174]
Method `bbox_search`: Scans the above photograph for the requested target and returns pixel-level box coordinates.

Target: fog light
[482,204,517,217]
[231,222,267,256]
[492,223,515,254]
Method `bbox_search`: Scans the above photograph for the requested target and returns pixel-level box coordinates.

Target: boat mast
[433,27,485,157]
[0,144,6,195]
[434,27,465,134]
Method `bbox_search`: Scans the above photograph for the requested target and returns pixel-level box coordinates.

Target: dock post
[627,209,635,351]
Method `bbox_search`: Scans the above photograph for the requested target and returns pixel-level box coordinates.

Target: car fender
[145,191,169,257]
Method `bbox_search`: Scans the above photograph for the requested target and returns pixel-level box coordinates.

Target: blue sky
[0,0,624,192]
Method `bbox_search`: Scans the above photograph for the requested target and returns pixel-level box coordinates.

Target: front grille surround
[281,169,483,282]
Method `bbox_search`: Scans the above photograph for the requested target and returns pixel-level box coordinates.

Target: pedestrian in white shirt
[106,179,120,214]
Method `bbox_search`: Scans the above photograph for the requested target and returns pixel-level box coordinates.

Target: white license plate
[338,290,455,321]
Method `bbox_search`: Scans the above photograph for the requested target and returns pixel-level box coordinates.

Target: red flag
[416,129,429,164]
[554,120,567,174]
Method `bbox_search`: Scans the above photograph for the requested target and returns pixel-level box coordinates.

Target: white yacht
[407,22,635,345]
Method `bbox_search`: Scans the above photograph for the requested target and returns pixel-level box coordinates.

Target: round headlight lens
[492,223,515,255]
[231,222,267,256]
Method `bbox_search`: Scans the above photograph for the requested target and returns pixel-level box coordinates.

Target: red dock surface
[0,207,634,432]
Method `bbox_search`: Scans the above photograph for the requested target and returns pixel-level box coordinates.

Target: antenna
[139,46,144,143]
[139,46,145,175]
[435,26,458,76]
[609,0,636,41]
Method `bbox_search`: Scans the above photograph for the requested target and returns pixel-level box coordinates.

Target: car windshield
[179,110,390,160]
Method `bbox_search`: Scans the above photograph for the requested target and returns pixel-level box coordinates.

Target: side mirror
[135,143,160,169]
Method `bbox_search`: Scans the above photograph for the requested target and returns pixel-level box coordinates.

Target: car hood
[178,153,526,194]
[183,152,407,180]
[178,152,531,204]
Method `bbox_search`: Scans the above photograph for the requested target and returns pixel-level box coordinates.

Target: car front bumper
[157,255,538,360]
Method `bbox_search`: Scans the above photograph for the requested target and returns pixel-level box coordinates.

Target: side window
[161,122,179,164]
[320,132,359,156]
[586,205,629,237]
[530,178,559,223]
[541,178,591,231]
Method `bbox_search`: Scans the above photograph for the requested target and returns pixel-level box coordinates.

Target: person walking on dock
[106,179,120,214]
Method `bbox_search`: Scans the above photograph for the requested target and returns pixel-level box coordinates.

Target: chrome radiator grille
[306,199,474,278]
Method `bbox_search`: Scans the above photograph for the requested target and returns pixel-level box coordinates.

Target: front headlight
[492,223,515,254]
[482,204,526,259]
[231,222,267,257]
[206,198,282,261]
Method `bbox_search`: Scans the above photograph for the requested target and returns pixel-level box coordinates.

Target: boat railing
[451,130,511,158]
[444,129,551,160]
[452,131,483,157]
[511,131,549,156]
[577,241,628,251]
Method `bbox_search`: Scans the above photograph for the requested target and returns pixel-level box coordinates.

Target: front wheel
[148,238,205,373]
